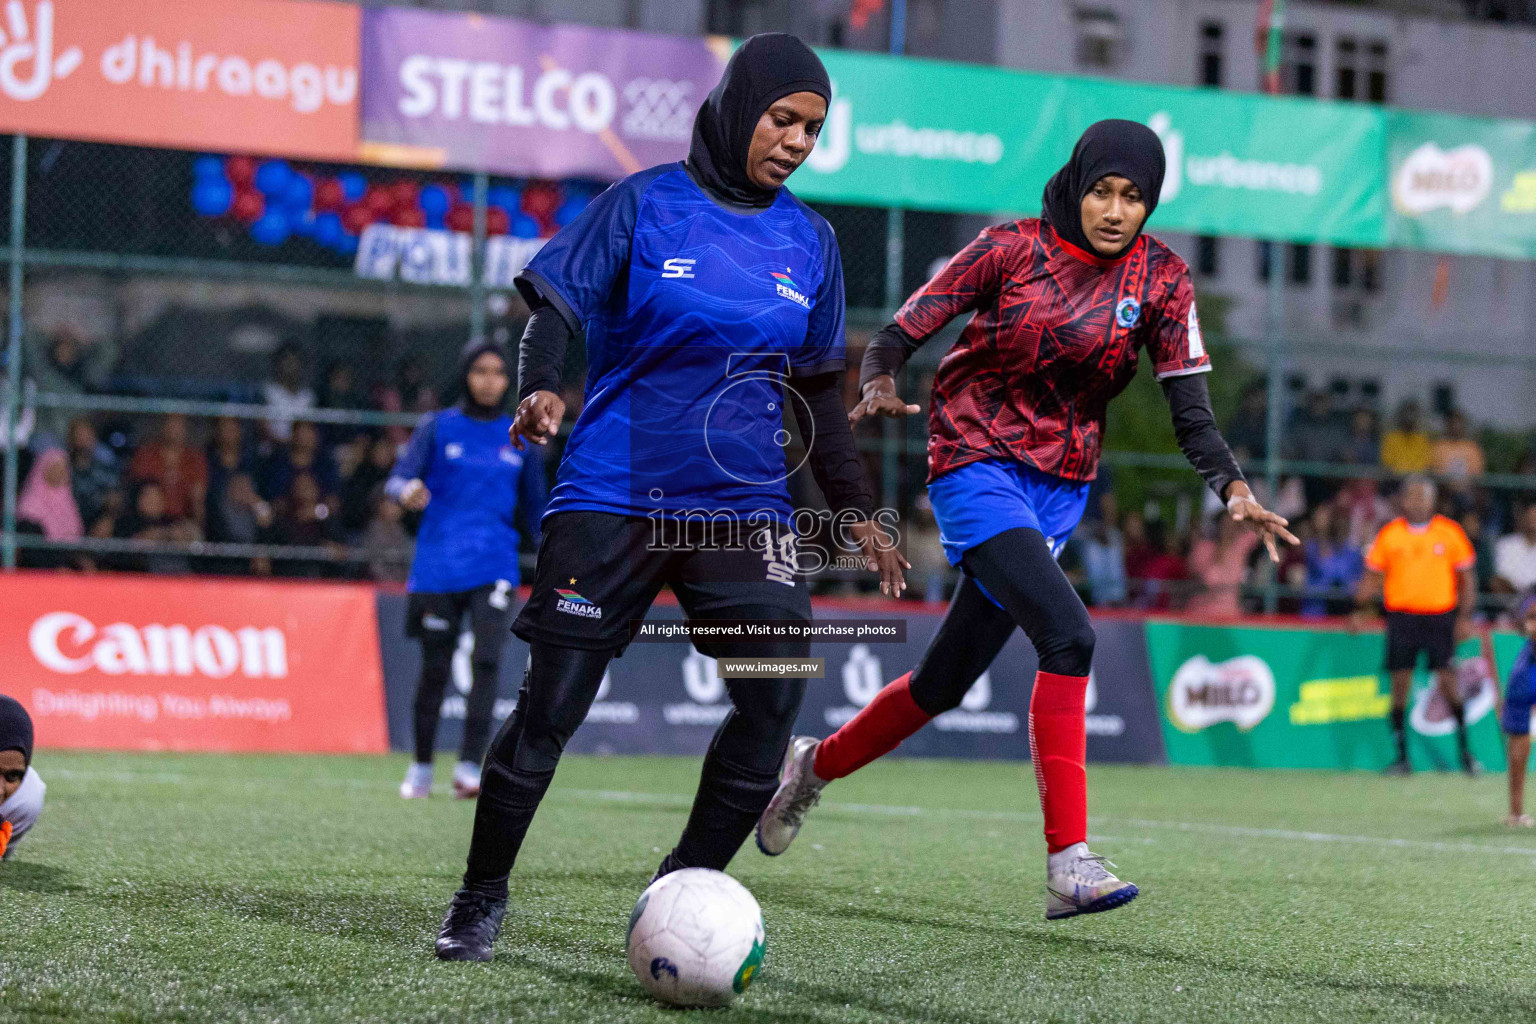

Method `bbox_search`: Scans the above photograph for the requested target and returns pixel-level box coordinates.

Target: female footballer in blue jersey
[434,34,906,961]
[387,340,547,802]
[758,120,1298,921]
[1502,598,1536,828]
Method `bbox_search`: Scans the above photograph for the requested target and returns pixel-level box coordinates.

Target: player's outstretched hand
[511,390,566,450]
[398,479,431,512]
[848,374,920,424]
[1224,482,1299,564]
[848,519,910,598]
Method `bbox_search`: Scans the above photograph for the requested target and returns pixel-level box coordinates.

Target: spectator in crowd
[25,326,118,445]
[17,448,83,545]
[66,418,119,531]
[1075,492,1127,607]
[128,414,208,529]
[339,435,399,537]
[1432,408,1485,492]
[1224,383,1270,461]
[319,361,373,448]
[1186,513,1259,618]
[261,344,316,444]
[902,494,950,605]
[1301,503,1365,617]
[1380,399,1433,474]
[1126,516,1187,610]
[1343,407,1379,466]
[205,417,255,539]
[361,486,412,583]
[1494,504,1536,597]
[377,356,437,445]
[114,481,196,575]
[270,473,343,577]
[258,420,338,503]
[1288,391,1350,504]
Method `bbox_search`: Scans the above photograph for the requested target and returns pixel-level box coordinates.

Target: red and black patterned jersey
[895,218,1210,484]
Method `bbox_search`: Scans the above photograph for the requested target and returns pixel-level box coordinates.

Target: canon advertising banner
[377,595,1166,765]
[1,573,388,753]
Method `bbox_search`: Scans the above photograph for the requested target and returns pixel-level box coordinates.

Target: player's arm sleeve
[513,176,642,337]
[383,413,436,501]
[891,226,1011,342]
[514,443,549,548]
[516,303,575,402]
[790,221,848,378]
[1363,531,1388,573]
[1147,266,1213,381]
[859,321,927,390]
[1452,524,1476,570]
[1160,374,1244,500]
[791,372,876,518]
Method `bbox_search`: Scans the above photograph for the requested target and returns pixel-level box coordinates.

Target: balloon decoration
[191,154,582,255]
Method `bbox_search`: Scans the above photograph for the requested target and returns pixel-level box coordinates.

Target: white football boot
[452,760,482,799]
[756,736,827,856]
[400,762,433,800]
[1045,842,1139,920]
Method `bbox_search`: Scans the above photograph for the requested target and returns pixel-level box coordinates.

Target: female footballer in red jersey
[757,120,1298,919]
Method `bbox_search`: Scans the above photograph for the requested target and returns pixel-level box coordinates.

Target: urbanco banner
[6,573,387,753]
[376,595,1166,765]
[0,0,360,160]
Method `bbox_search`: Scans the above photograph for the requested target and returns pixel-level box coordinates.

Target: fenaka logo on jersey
[1167,654,1275,732]
[554,587,602,620]
[1114,297,1141,329]
[771,268,811,310]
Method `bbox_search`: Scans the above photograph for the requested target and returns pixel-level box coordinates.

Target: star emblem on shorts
[569,578,577,585]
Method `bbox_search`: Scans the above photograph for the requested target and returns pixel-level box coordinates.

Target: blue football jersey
[517,162,846,523]
[387,407,547,594]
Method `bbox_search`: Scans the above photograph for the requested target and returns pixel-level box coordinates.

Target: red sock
[1028,670,1089,853]
[813,672,932,780]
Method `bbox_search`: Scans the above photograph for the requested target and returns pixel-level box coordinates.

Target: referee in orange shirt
[1353,476,1479,775]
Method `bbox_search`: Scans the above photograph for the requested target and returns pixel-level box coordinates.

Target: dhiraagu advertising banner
[1145,621,1522,771]
[1387,110,1536,259]
[797,49,1389,247]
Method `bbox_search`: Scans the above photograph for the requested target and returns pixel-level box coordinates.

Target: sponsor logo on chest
[771,268,812,310]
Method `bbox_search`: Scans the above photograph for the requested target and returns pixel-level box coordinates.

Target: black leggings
[463,621,808,897]
[907,527,1095,717]
[412,632,501,766]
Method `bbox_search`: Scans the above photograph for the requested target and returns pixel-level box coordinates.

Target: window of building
[1284,32,1317,96]
[1075,8,1127,71]
[1331,248,1382,293]
[1257,240,1272,282]
[1365,41,1389,103]
[1198,21,1224,87]
[1289,243,1312,285]
[1196,235,1220,277]
[1335,37,1358,99]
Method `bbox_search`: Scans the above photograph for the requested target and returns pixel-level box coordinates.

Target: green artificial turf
[2,751,1535,1023]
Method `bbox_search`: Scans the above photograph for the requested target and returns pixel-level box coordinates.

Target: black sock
[667,742,782,872]
[459,644,611,898]
[1390,705,1407,761]
[412,639,456,765]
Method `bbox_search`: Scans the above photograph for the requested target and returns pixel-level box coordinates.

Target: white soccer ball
[625,867,766,1007]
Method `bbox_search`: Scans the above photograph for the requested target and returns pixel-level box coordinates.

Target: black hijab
[0,695,32,767]
[687,33,831,208]
[1041,119,1166,258]
[457,339,510,420]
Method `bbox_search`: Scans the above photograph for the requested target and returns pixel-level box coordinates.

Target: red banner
[0,573,387,753]
[0,0,359,160]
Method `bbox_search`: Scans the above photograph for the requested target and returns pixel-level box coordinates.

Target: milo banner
[802,51,1388,246]
[1145,621,1522,771]
[1387,110,1536,259]
[377,594,1166,765]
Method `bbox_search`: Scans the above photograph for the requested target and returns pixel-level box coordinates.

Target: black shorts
[1384,610,1457,672]
[406,579,517,659]
[514,511,812,655]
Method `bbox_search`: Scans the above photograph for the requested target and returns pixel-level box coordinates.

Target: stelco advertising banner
[1387,110,1536,259]
[359,6,728,180]
[801,50,1389,247]
[0,0,360,161]
[1145,621,1522,772]
[0,573,387,753]
[376,595,1168,766]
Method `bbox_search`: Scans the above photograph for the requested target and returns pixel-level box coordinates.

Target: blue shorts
[926,456,1091,566]
[1503,670,1535,737]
